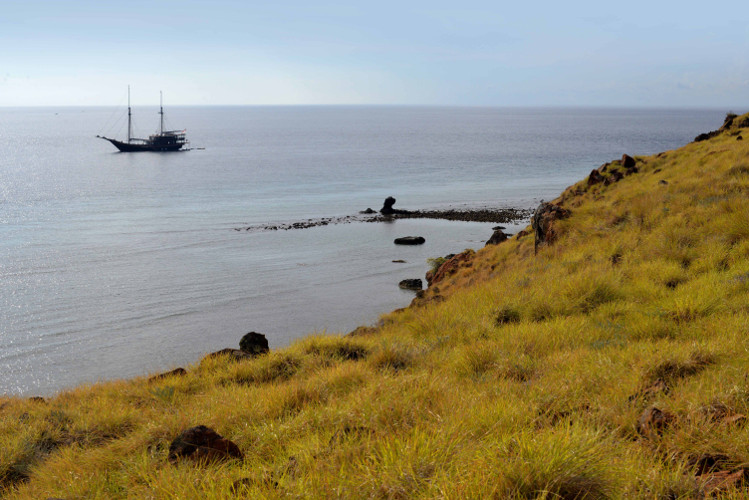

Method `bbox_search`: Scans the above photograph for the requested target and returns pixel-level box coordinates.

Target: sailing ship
[98,87,188,152]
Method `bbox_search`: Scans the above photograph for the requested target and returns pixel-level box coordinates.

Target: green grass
[3,113,749,498]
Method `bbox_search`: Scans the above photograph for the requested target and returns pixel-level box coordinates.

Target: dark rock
[636,406,675,439]
[380,196,410,215]
[695,130,720,142]
[531,202,571,254]
[399,279,423,291]
[659,180,669,185]
[587,169,604,185]
[239,331,269,356]
[485,227,508,246]
[392,259,406,263]
[148,367,187,382]
[738,135,743,141]
[168,425,243,464]
[394,236,425,245]
[360,208,376,214]
[621,154,636,170]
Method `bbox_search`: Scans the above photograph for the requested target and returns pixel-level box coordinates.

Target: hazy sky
[2,0,747,107]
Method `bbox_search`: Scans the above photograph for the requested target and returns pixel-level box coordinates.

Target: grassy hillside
[2,113,749,499]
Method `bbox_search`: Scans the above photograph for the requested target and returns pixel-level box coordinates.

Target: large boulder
[531,202,571,254]
[168,425,243,464]
[239,331,269,355]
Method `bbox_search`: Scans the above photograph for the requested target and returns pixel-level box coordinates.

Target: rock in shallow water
[394,236,425,245]
[399,279,423,290]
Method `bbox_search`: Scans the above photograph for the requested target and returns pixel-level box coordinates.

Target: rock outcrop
[425,250,475,286]
[531,202,571,254]
[587,169,604,185]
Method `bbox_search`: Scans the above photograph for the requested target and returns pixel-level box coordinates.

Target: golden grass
[3,113,749,498]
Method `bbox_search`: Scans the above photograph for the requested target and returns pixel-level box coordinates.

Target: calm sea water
[0,106,724,396]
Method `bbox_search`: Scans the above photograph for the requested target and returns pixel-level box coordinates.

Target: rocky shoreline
[235,206,533,233]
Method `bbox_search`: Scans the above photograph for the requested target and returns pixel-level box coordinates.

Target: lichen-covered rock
[531,202,571,254]
[168,425,243,464]
[239,331,269,355]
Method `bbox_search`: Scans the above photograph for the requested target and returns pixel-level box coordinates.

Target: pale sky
[1,0,748,107]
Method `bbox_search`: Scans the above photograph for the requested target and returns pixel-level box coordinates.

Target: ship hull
[105,138,185,152]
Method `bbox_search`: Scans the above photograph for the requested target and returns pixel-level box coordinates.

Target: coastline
[4,113,749,497]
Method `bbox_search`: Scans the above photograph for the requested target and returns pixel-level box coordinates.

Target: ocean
[0,106,724,396]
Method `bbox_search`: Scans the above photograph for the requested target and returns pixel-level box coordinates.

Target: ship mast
[159,91,164,134]
[127,85,132,143]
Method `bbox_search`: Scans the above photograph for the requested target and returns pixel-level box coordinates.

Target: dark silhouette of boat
[98,87,187,152]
